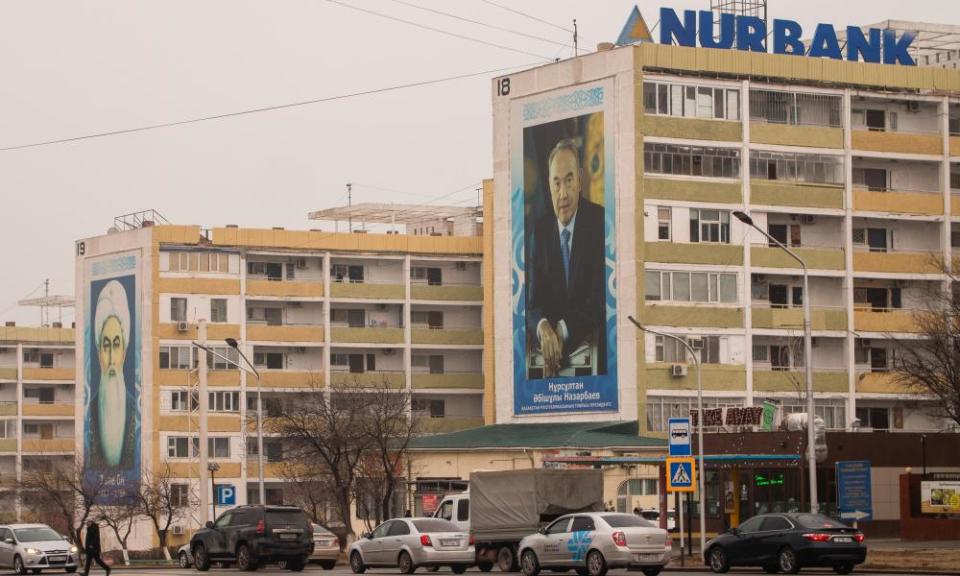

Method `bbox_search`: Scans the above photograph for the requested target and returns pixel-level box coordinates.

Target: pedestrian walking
[82,520,111,576]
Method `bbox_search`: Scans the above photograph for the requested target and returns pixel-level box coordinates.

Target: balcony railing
[411,372,483,389]
[21,403,75,418]
[329,281,405,300]
[21,438,75,453]
[853,307,921,333]
[329,370,405,389]
[852,249,942,274]
[0,401,16,417]
[751,305,847,331]
[750,243,845,270]
[411,327,483,346]
[410,283,483,302]
[246,279,324,298]
[246,323,324,343]
[752,368,847,393]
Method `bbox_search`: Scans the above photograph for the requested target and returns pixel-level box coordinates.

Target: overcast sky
[2,0,958,325]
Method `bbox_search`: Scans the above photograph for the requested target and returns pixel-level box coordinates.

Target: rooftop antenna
[18,279,74,328]
[347,183,353,233]
[573,19,578,55]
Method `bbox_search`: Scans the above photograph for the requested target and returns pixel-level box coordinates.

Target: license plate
[440,539,459,546]
[634,553,660,562]
[48,556,66,564]
[279,533,298,541]
[833,537,852,543]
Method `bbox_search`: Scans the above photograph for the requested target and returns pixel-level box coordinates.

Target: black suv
[191,505,314,572]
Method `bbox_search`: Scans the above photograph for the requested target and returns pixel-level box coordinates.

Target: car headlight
[25,548,40,555]
[70,545,79,553]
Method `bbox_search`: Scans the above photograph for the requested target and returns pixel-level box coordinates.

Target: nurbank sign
[652,8,916,66]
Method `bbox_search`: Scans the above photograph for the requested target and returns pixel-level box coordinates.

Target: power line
[0,63,536,152]
[323,0,554,61]
[383,0,573,49]
[478,0,590,42]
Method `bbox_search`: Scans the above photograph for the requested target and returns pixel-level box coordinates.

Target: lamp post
[208,461,221,520]
[192,339,265,506]
[627,316,707,556]
[733,210,818,513]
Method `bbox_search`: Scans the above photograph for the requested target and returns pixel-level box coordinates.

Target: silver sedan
[349,518,474,574]
[518,512,671,576]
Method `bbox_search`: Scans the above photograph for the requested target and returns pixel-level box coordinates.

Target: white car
[177,543,193,568]
[349,518,474,574]
[0,524,79,574]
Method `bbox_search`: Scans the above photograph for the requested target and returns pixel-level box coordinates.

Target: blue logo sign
[836,461,873,522]
[216,484,236,506]
[668,417,691,457]
[620,6,917,66]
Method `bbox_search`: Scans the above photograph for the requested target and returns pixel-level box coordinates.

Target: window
[657,207,671,241]
[412,399,445,418]
[645,271,737,304]
[749,151,844,185]
[738,515,766,534]
[545,518,571,535]
[40,353,54,368]
[206,346,239,370]
[210,391,239,412]
[332,308,366,327]
[167,437,192,458]
[655,335,722,364]
[767,224,801,247]
[457,499,469,522]
[170,298,187,323]
[210,299,228,323]
[248,261,283,280]
[856,407,890,429]
[209,437,231,458]
[171,484,190,508]
[331,264,364,283]
[570,516,596,531]
[749,90,842,128]
[160,346,195,369]
[253,351,284,370]
[644,143,740,178]
[166,251,230,273]
[169,390,197,412]
[24,388,55,404]
[853,168,888,192]
[643,81,740,120]
[690,210,730,243]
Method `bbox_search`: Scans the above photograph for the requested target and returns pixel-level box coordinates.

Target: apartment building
[75,204,485,540]
[0,324,75,522]
[490,40,960,435]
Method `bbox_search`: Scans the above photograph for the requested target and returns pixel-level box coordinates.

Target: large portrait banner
[511,79,618,415]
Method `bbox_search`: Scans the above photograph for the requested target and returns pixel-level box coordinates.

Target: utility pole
[198,320,210,524]
[347,183,353,233]
[573,19,578,56]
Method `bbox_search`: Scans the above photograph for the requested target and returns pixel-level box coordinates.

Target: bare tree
[137,463,195,562]
[96,490,139,566]
[21,459,108,546]
[277,460,336,526]
[894,276,960,427]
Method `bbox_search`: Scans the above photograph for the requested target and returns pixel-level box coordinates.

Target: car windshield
[312,524,334,535]
[14,527,62,542]
[412,519,459,533]
[602,514,656,528]
[794,514,848,529]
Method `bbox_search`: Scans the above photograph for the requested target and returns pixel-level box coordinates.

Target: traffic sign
[666,457,696,493]
[668,417,692,457]
[216,484,236,506]
[836,461,872,523]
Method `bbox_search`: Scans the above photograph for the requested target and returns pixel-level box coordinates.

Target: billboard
[83,251,142,503]
[921,481,960,515]
[511,79,618,415]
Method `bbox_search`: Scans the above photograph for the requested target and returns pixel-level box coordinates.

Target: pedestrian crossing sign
[666,457,696,493]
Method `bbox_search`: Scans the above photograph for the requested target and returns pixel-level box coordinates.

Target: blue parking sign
[216,484,236,506]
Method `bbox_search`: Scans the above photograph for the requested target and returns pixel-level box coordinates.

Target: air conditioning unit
[906,101,921,112]
[171,525,185,536]
[689,338,704,351]
[177,321,189,332]
[670,364,688,377]
[801,215,815,225]
[455,262,467,271]
[295,258,307,269]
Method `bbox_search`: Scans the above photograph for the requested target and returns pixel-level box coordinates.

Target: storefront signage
[837,461,873,522]
[620,7,917,66]
[755,472,785,487]
[921,480,960,515]
[690,406,764,428]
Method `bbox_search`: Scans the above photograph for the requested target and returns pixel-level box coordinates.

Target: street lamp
[627,316,707,556]
[732,210,818,513]
[208,461,221,520]
[192,339,265,506]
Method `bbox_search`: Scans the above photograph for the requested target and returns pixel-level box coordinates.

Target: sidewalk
[868,538,960,550]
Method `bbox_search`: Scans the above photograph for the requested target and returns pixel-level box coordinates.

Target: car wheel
[320,560,337,570]
[351,551,367,574]
[497,546,518,572]
[478,560,494,572]
[586,550,607,576]
[641,567,662,576]
[707,547,729,574]
[179,550,191,569]
[287,558,307,572]
[236,543,258,571]
[521,549,540,576]
[194,544,212,572]
[452,565,468,574]
[13,555,26,576]
[778,547,800,575]
[399,551,416,574]
[833,564,854,575]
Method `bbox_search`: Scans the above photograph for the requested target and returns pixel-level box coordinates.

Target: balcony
[157,277,240,295]
[21,438,74,453]
[645,243,743,266]
[853,188,943,216]
[644,364,746,391]
[0,439,15,453]
[752,307,847,331]
[330,371,405,389]
[852,130,942,156]
[158,322,241,341]
[750,123,843,149]
[642,306,743,329]
[750,246,844,270]
[157,370,240,387]
[247,461,287,479]
[21,367,73,381]
[411,372,483,390]
[853,309,921,333]
[411,328,483,346]
[0,368,16,380]
[856,371,911,394]
[159,414,240,433]
[417,416,484,434]
[331,327,404,345]
[167,462,241,479]
[751,181,844,210]
[410,284,483,302]
[21,403,75,418]
[951,136,960,157]
[260,371,322,389]
[852,250,941,274]
[0,402,15,417]
[643,177,742,205]
[753,370,847,393]
[246,279,323,298]
[329,282,404,300]
[247,324,324,343]
[641,115,742,142]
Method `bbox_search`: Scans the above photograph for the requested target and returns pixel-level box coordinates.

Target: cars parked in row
[349,518,473,574]
[189,505,314,572]
[704,513,867,574]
